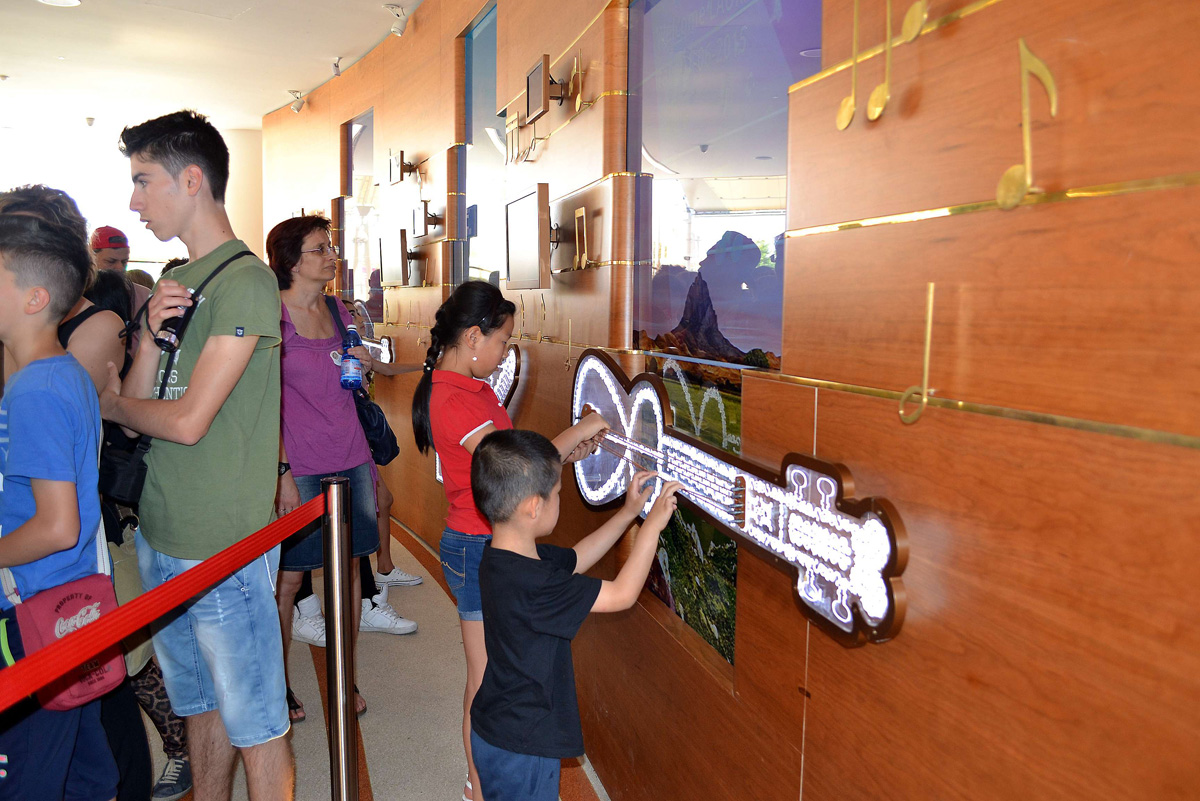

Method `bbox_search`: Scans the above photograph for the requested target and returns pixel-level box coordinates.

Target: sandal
[354,683,367,719]
[286,687,305,723]
[462,777,473,801]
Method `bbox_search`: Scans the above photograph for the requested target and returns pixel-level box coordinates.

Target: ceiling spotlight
[38,0,82,6]
[288,90,304,114]
[384,4,408,37]
[332,57,342,78]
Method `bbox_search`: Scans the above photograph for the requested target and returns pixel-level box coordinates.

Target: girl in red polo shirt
[412,280,606,801]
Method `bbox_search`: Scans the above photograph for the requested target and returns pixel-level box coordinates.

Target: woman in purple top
[267,214,377,719]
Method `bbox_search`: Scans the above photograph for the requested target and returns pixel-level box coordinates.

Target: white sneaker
[360,591,417,635]
[292,603,326,647]
[375,566,423,587]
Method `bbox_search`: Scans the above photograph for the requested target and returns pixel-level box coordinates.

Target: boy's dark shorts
[0,608,119,801]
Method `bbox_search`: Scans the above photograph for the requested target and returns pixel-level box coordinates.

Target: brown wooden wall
[262,0,1200,799]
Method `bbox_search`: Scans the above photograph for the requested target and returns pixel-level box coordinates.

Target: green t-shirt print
[140,240,282,560]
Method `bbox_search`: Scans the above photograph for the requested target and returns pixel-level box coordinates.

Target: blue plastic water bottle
[340,324,364,389]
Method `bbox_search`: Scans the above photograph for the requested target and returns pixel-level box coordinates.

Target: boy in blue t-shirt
[468,429,680,801]
[0,214,117,801]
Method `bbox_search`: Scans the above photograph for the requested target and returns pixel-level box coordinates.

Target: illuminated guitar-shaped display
[436,344,521,483]
[572,350,907,646]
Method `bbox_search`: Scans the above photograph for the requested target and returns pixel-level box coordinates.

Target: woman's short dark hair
[411,280,517,454]
[85,268,134,324]
[265,214,331,290]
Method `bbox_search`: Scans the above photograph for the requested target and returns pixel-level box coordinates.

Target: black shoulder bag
[324,295,400,466]
[99,251,252,505]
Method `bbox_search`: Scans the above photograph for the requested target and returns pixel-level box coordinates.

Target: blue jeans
[439,528,490,622]
[281,462,379,571]
[136,533,289,748]
[471,729,560,801]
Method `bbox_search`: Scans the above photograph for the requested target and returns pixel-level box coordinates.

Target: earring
[472,355,478,362]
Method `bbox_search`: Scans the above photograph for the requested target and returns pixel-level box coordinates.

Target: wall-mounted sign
[571,349,907,646]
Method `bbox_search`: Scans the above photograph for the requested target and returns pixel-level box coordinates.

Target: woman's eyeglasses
[301,243,340,257]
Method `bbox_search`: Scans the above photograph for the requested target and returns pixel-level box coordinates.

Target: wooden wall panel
[780,187,1200,437]
[790,0,1200,228]
[799,391,1200,800]
[502,20,610,196]
[733,377,817,738]
[496,0,611,116]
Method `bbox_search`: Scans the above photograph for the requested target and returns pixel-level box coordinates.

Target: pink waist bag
[14,573,126,710]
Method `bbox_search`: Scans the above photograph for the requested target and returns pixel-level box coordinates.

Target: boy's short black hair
[471,430,561,525]
[0,214,92,322]
[119,110,230,202]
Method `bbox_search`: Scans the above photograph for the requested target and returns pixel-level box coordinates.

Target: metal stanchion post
[321,477,358,801]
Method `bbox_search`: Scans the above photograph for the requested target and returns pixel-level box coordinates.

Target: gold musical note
[564,319,573,370]
[574,206,588,269]
[571,50,586,112]
[867,0,892,121]
[898,283,935,424]
[900,0,928,43]
[836,0,860,130]
[996,39,1059,210]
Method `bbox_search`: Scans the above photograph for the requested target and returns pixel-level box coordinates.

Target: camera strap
[131,249,254,458]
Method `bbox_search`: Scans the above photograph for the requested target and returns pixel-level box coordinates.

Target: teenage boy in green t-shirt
[99,110,290,801]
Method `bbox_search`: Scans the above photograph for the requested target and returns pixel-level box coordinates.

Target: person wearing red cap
[91,225,131,272]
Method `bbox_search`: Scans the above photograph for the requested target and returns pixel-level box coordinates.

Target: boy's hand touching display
[590,478,684,613]
[642,480,681,534]
[622,470,658,516]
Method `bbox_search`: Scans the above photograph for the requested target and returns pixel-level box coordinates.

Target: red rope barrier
[0,495,326,714]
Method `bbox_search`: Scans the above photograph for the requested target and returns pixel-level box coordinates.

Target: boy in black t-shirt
[469,429,680,801]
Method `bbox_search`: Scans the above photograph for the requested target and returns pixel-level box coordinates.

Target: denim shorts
[471,729,560,801]
[0,611,119,800]
[281,462,378,571]
[439,527,491,622]
[136,532,289,748]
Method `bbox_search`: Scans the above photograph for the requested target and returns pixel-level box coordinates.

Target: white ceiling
[0,0,418,132]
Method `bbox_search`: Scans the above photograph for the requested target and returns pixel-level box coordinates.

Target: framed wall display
[505,183,552,290]
[525,54,564,125]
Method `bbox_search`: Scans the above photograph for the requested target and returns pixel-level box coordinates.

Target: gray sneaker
[151,756,192,801]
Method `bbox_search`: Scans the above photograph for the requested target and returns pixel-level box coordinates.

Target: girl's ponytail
[410,280,517,455]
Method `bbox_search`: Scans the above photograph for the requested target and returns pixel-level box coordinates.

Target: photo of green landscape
[646,506,739,664]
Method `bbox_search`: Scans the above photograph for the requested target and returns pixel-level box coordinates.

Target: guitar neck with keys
[572,349,908,646]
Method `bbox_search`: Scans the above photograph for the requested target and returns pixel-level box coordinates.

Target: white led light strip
[571,350,908,645]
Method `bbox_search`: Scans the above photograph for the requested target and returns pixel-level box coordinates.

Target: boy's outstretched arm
[590,480,681,613]
[0,479,81,568]
[573,471,658,575]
